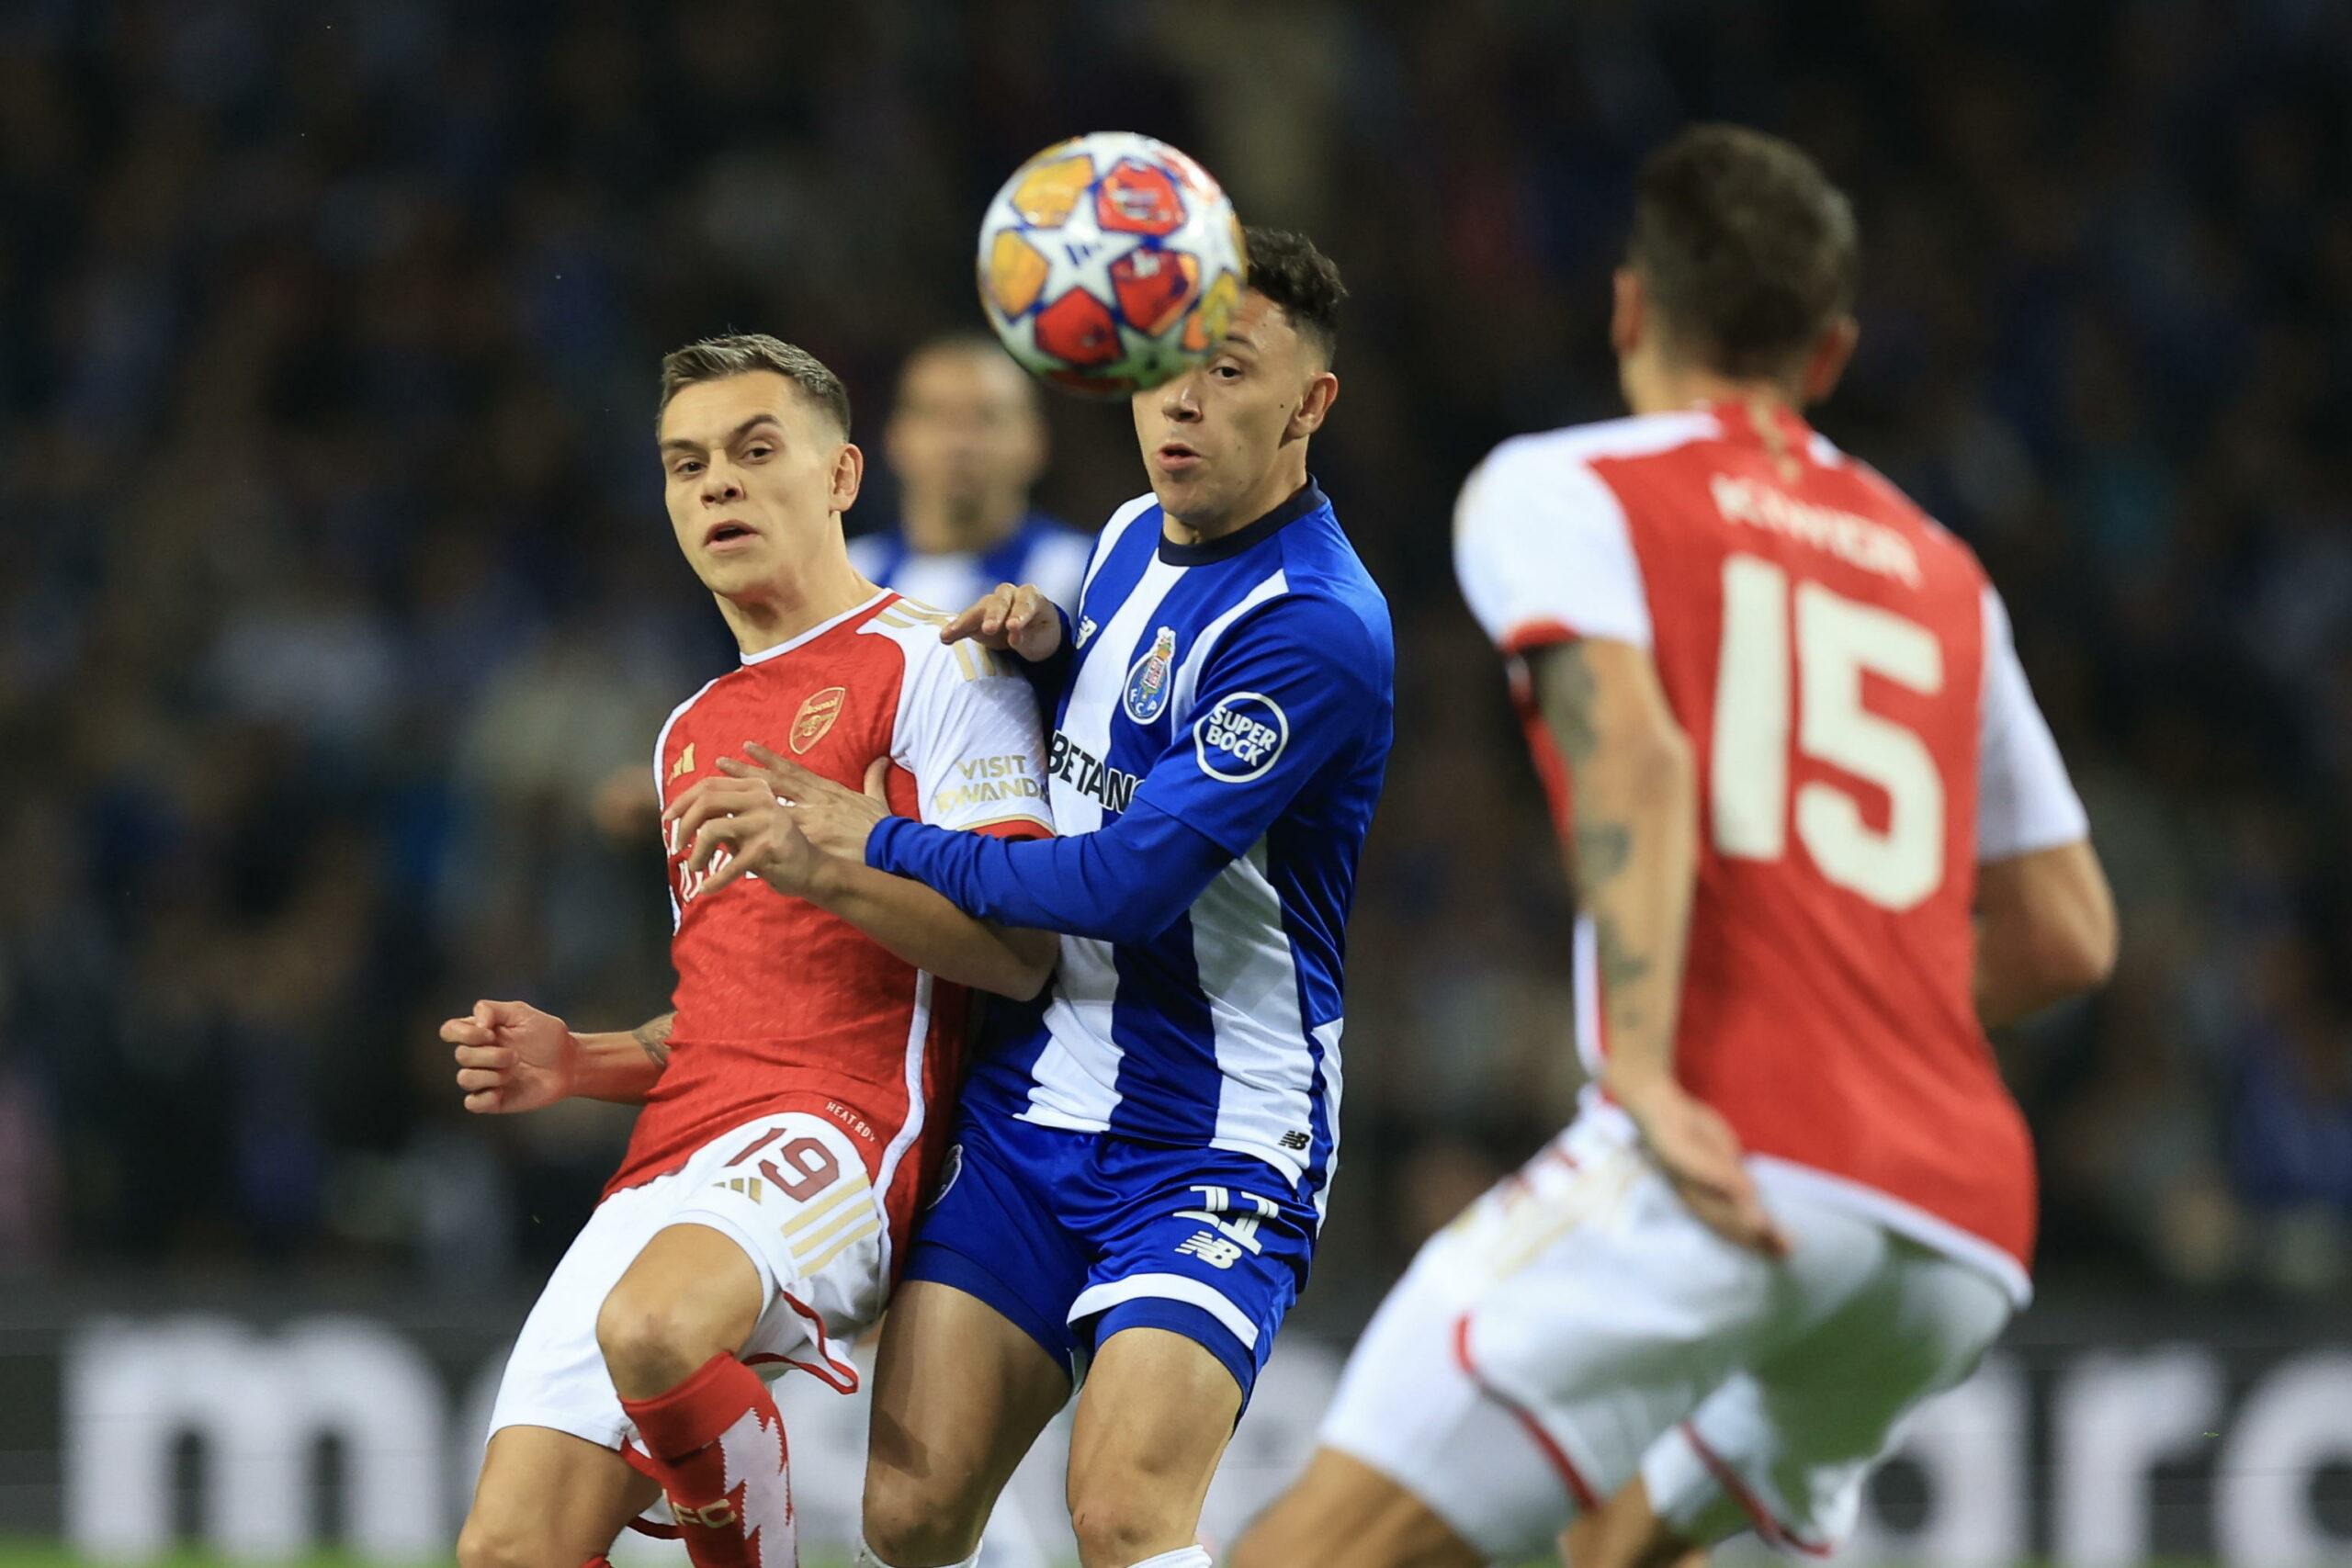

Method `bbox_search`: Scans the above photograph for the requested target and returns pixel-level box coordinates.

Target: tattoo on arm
[1540,645,1654,1016]
[633,1012,675,1069]
[1574,822,1631,885]
[1542,649,1633,897]
[1543,643,1602,764]
[1591,919,1652,1023]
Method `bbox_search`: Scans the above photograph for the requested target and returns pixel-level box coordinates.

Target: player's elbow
[2035,841,2116,998]
[1982,839,2118,1010]
[2041,880,2119,996]
[992,927,1058,1000]
[1615,720,1696,806]
[1649,724,1698,795]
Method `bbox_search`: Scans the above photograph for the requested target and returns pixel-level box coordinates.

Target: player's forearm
[806,856,1056,998]
[1575,751,1698,1104]
[569,1014,674,1104]
[1536,644,1699,1106]
[866,802,1227,945]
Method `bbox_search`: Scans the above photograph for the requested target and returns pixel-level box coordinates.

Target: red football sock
[620,1353,796,1568]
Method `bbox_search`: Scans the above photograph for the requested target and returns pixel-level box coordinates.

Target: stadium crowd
[3,0,2349,1313]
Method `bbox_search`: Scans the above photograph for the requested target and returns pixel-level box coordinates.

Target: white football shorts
[1317,1111,2011,1561]
[487,1111,888,1452]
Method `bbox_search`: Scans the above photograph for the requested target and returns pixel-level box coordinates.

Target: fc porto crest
[790,686,846,753]
[1124,626,1178,723]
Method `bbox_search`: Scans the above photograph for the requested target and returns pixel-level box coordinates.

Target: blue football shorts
[901,1102,1319,1404]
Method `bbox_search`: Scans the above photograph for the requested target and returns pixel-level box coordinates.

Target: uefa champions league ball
[976,131,1249,399]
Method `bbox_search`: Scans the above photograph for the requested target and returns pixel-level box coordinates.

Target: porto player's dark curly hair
[1242,225,1347,366]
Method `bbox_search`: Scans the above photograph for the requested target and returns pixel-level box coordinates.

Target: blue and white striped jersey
[848,512,1095,620]
[968,480,1394,1208]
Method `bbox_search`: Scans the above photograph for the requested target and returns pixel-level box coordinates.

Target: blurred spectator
[847,332,1093,615]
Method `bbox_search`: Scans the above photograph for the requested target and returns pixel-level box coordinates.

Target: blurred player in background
[848,333,1093,615]
[451,334,1056,1568]
[752,230,1391,1568]
[1232,126,2117,1568]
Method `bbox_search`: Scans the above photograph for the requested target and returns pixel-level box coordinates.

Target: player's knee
[594,1281,712,1397]
[1067,1482,1190,1566]
[454,1510,543,1568]
[862,1462,987,1565]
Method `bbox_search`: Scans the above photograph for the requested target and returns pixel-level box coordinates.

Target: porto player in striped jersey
[1236,129,2117,1568]
[449,335,1055,1568]
[758,230,1391,1568]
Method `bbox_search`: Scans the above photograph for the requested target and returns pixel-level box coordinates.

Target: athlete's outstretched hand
[1619,1080,1792,1258]
[444,998,578,1115]
[712,745,892,863]
[942,581,1062,663]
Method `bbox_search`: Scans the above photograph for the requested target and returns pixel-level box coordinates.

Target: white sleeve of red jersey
[1453,435,1654,652]
[1977,585,2088,861]
[890,637,1055,840]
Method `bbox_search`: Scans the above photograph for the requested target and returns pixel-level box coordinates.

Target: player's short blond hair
[658,333,852,439]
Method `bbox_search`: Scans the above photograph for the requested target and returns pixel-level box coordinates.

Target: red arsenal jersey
[1454,402,2088,1302]
[609,591,1053,1274]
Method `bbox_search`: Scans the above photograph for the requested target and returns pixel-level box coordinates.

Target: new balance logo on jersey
[1279,1129,1310,1152]
[1048,731,1140,813]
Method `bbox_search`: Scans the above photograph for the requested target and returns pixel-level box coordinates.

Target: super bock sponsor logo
[1194,691,1289,783]
[1124,626,1178,723]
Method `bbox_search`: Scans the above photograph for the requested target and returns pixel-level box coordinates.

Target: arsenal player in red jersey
[1235,127,2116,1568]
[447,334,1056,1568]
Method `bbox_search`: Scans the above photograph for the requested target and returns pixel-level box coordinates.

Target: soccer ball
[977,131,1249,399]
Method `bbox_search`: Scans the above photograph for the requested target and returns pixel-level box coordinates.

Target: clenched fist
[443,998,578,1114]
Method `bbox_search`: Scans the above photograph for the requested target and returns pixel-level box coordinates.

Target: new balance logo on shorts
[1173,1184,1278,1269]
[1176,1233,1247,1269]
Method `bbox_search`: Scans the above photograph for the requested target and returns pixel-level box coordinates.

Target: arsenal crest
[790,686,847,753]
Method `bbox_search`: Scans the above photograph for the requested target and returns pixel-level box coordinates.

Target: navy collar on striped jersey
[1157,479,1329,566]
